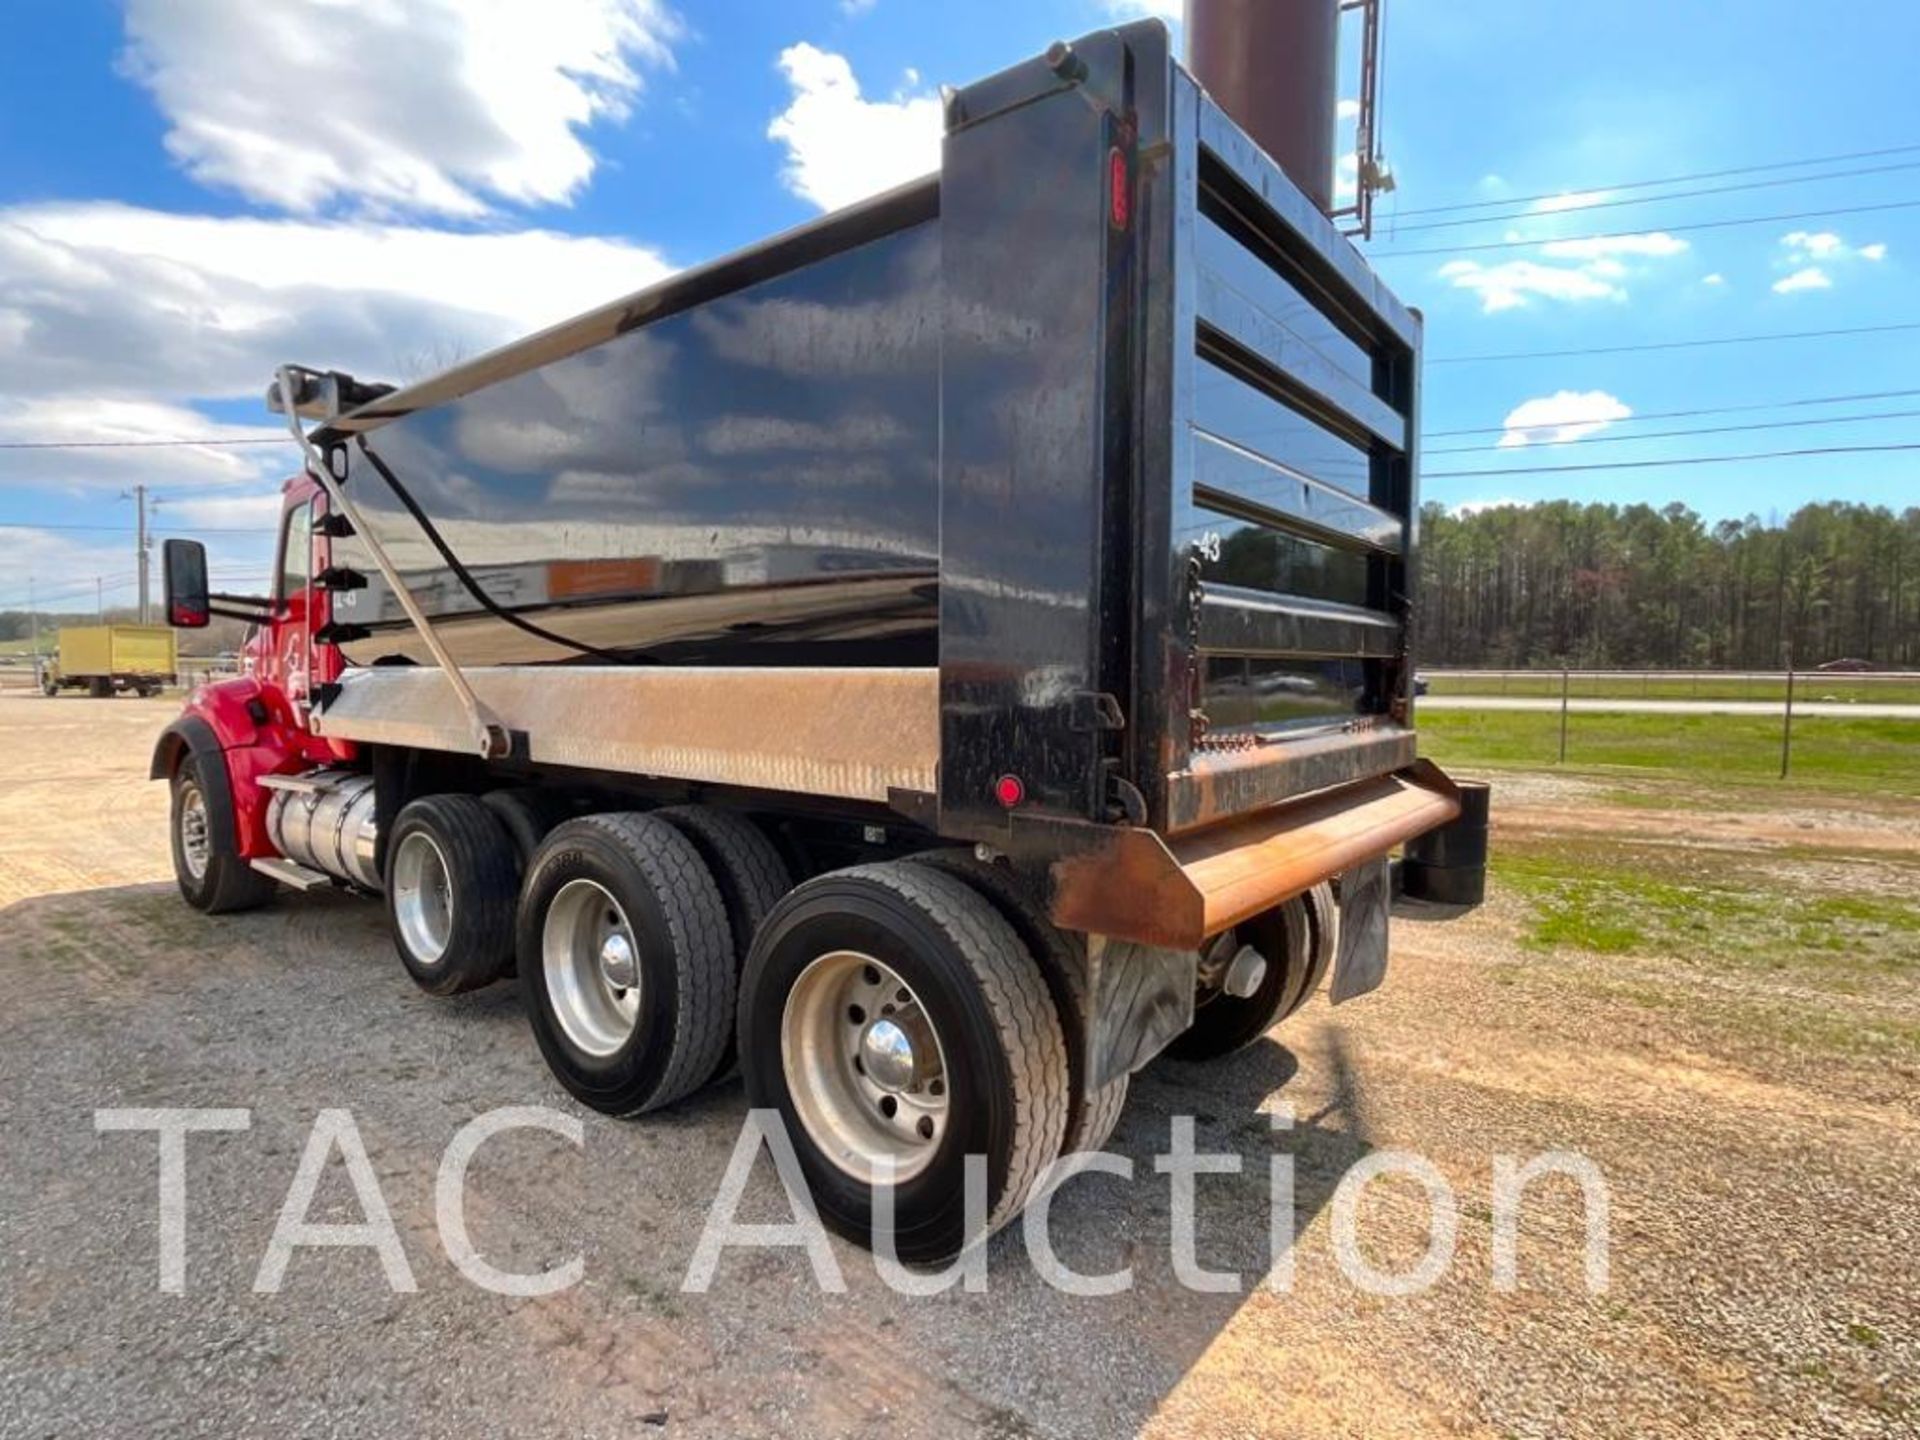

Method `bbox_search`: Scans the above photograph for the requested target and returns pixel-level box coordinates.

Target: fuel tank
[266,772,382,890]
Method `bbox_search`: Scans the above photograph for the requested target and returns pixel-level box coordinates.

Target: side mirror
[163,538,210,628]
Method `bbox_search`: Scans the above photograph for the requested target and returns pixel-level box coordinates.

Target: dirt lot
[1,693,1915,1439]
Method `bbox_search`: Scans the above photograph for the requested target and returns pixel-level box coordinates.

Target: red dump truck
[150,12,1476,1260]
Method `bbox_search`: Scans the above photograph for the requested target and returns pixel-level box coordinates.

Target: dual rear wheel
[739,864,1070,1261]
[379,796,1091,1258]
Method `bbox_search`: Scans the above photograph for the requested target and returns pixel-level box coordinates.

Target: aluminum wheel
[177,781,211,882]
[543,878,643,1058]
[781,950,950,1184]
[391,830,454,967]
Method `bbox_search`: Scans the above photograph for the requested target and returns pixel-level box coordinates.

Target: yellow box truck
[42,625,178,698]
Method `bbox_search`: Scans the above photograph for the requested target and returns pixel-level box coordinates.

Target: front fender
[149,677,301,860]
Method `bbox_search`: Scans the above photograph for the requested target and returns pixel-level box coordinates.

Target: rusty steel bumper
[1044,759,1462,950]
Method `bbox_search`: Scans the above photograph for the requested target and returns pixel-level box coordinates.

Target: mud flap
[1083,937,1198,1089]
[1328,856,1391,1005]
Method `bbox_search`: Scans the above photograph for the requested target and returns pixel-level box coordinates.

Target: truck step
[258,772,330,795]
[250,857,333,891]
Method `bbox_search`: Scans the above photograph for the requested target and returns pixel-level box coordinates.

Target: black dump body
[312,19,1429,885]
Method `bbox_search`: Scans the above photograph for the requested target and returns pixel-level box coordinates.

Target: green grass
[1488,833,1920,1063]
[1494,839,1920,978]
[1418,708,1920,796]
[1426,672,1920,705]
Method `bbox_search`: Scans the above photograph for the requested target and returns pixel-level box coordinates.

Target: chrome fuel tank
[266,772,381,891]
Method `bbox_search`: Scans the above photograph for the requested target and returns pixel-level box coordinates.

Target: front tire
[170,753,275,914]
[517,814,734,1115]
[384,795,520,996]
[739,862,1069,1263]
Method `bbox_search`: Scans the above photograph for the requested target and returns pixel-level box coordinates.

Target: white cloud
[1105,0,1184,20]
[119,0,679,217]
[1766,229,1889,297]
[1439,231,1688,313]
[0,398,279,493]
[1438,258,1622,313]
[163,493,290,531]
[1772,266,1832,294]
[1529,190,1613,215]
[1337,98,1362,121]
[1702,272,1726,286]
[768,45,943,212]
[840,0,879,12]
[1772,231,1887,293]
[1539,232,1688,259]
[1782,230,1844,260]
[0,201,674,598]
[1496,390,1632,449]
[0,202,675,402]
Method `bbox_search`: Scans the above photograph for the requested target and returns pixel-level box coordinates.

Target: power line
[1426,440,1920,479]
[0,520,266,534]
[1388,142,1920,218]
[0,568,262,612]
[0,435,286,451]
[1369,197,1920,260]
[1429,320,1920,364]
[1384,160,1920,235]
[1424,386,1920,437]
[1427,407,1920,456]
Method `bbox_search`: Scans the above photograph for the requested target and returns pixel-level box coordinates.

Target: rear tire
[906,849,1128,1153]
[384,795,520,996]
[1166,896,1314,1061]
[517,814,734,1115]
[170,753,276,914]
[481,787,579,866]
[656,806,792,1082]
[89,677,112,699]
[739,862,1069,1262]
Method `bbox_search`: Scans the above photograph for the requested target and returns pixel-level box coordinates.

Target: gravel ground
[0,694,1914,1439]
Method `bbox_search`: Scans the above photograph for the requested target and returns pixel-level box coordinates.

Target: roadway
[1419,696,1920,719]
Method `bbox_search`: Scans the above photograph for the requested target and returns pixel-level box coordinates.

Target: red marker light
[994,774,1025,809]
[1108,146,1130,229]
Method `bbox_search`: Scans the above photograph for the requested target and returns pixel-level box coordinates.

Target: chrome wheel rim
[178,783,211,881]
[543,879,641,1058]
[391,831,454,966]
[781,951,949,1184]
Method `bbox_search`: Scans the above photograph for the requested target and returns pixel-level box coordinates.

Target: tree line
[1416,500,1920,671]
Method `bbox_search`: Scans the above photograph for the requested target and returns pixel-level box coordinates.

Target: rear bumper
[1044,759,1462,949]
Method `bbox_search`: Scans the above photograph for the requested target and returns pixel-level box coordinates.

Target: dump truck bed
[299,19,1444,939]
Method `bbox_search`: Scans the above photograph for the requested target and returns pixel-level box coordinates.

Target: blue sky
[1,0,1915,611]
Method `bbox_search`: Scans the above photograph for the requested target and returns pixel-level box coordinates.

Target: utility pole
[96,576,105,622]
[134,484,150,624]
[28,575,39,658]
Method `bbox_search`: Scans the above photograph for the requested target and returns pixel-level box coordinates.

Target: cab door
[268,494,315,711]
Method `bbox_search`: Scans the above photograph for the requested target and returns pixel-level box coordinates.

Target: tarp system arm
[271,363,508,760]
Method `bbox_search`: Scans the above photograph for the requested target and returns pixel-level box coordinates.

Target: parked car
[1815,658,1877,673]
